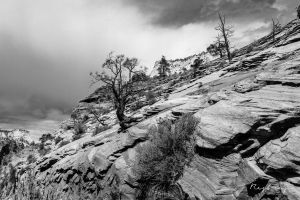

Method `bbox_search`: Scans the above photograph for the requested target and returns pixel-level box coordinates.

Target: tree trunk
[223,30,231,61]
[116,100,127,130]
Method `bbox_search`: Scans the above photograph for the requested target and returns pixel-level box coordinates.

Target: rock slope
[2,19,300,200]
[150,52,213,77]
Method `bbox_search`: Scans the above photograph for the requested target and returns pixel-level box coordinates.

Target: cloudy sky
[0,0,298,133]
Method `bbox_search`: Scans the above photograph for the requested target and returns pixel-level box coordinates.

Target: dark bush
[145,91,157,105]
[72,122,86,141]
[246,45,254,53]
[82,114,89,122]
[134,114,199,199]
[54,136,64,145]
[70,111,78,121]
[148,98,157,105]
[1,153,12,166]
[58,140,70,148]
[145,91,155,101]
[39,133,54,144]
[27,154,37,164]
[231,50,238,58]
[131,101,146,111]
[75,123,86,134]
[38,143,50,156]
[132,71,149,82]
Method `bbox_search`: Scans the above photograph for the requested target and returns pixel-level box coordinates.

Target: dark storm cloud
[0,32,87,122]
[122,0,294,27]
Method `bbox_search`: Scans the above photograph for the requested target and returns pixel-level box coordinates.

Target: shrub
[74,122,86,135]
[27,154,37,164]
[132,71,149,82]
[145,91,155,101]
[145,91,157,105]
[131,101,146,111]
[134,114,199,199]
[1,153,12,166]
[82,114,89,122]
[72,134,82,141]
[30,141,36,146]
[148,98,157,106]
[39,133,54,144]
[54,136,64,145]
[72,122,86,141]
[70,111,78,121]
[38,143,50,156]
[58,140,70,148]
[92,125,112,136]
[246,45,254,53]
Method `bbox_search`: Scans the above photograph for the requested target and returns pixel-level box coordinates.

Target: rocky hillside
[1,19,300,200]
[150,52,213,77]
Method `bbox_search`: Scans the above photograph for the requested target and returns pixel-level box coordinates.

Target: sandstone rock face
[2,20,300,200]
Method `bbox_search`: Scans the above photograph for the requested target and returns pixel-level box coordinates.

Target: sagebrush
[134,114,199,199]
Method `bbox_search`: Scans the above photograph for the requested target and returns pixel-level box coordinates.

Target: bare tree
[216,12,234,61]
[90,52,143,130]
[271,18,281,44]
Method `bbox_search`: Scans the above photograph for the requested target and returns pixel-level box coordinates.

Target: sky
[0,0,298,133]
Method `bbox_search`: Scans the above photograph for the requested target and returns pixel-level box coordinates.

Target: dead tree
[90,52,143,130]
[271,18,281,44]
[216,12,234,61]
